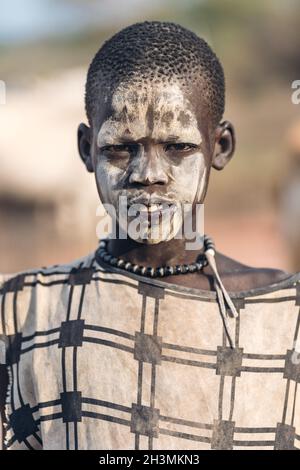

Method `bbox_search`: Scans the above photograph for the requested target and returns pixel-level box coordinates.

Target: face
[79,81,235,244]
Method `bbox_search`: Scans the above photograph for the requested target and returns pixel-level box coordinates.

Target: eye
[101,144,137,156]
[164,143,198,153]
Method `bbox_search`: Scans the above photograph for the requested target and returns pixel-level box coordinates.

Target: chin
[135,236,167,245]
[135,237,161,245]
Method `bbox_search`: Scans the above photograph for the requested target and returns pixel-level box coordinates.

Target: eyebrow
[118,134,181,143]
[98,134,199,147]
[97,117,202,147]
[158,135,179,142]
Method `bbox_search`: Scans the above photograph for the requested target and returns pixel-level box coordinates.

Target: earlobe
[212,121,236,171]
[77,123,94,173]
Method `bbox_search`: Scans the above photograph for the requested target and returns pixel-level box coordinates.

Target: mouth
[127,201,178,222]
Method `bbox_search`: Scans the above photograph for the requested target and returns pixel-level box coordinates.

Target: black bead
[181,264,189,274]
[124,262,132,271]
[132,265,140,274]
[156,267,165,277]
[188,264,197,273]
[110,257,118,266]
[146,267,155,277]
[104,254,112,263]
[165,266,174,276]
[206,244,214,251]
[196,254,205,264]
[205,238,215,250]
[195,262,203,271]
[140,266,147,276]
[117,259,125,268]
[175,265,182,274]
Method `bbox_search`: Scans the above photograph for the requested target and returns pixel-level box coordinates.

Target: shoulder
[213,251,296,292]
[0,251,97,291]
[0,251,98,337]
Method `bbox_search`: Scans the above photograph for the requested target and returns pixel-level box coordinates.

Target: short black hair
[85,21,225,129]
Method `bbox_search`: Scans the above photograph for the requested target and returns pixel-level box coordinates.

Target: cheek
[169,153,207,202]
[94,160,124,204]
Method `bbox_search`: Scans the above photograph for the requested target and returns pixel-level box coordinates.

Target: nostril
[129,172,167,186]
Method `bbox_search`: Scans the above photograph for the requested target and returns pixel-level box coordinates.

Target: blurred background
[0,0,300,274]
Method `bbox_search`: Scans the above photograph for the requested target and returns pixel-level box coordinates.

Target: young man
[0,21,299,450]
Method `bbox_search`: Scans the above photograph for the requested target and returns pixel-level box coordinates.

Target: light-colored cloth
[0,252,300,450]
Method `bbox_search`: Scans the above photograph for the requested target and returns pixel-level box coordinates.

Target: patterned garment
[0,251,300,450]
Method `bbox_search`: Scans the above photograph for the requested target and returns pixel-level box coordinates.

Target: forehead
[97,82,202,146]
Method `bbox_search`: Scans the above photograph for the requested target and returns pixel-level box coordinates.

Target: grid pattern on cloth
[0,253,300,450]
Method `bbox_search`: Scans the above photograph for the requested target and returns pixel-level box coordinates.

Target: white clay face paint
[97,81,202,147]
[94,81,209,243]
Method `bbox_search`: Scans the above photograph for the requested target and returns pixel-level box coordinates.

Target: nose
[129,149,168,186]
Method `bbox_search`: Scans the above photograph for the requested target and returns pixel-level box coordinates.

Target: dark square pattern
[1,274,25,294]
[10,404,38,442]
[283,349,300,382]
[138,282,165,299]
[6,333,22,365]
[61,391,82,423]
[58,320,85,348]
[211,419,235,450]
[274,423,295,450]
[68,267,94,286]
[130,404,159,437]
[134,332,162,364]
[216,346,243,377]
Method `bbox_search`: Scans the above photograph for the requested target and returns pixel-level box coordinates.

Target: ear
[212,121,236,171]
[77,123,94,173]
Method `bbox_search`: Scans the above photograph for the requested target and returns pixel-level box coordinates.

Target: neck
[106,228,203,267]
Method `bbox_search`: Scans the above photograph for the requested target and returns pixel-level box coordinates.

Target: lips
[137,202,176,213]
[128,195,175,205]
[127,202,177,225]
